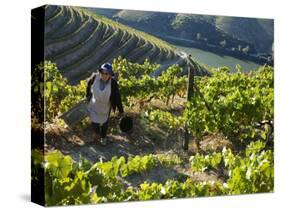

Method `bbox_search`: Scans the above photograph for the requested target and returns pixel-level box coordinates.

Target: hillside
[44,5,186,84]
[216,16,273,53]
[91,8,273,55]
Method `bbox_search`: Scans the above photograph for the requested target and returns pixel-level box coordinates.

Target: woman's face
[100,70,111,81]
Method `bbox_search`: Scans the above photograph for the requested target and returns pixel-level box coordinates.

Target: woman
[86,63,124,145]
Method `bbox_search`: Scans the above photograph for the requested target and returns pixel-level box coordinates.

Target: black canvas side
[31,5,46,206]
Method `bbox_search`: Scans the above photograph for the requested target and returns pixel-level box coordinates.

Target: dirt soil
[45,97,232,186]
[45,97,233,187]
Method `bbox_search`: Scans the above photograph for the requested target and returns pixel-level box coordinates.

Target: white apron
[87,75,112,124]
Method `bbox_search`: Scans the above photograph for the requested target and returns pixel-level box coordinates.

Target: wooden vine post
[183,55,195,150]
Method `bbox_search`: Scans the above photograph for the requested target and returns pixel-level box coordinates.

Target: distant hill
[215,16,273,53]
[91,8,273,55]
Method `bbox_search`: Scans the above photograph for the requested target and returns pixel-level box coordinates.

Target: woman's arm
[111,79,124,114]
[86,73,96,101]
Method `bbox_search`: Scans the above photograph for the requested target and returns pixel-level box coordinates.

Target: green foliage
[223,142,274,194]
[114,57,187,106]
[32,150,186,205]
[94,153,182,178]
[189,152,222,172]
[186,66,273,143]
[157,65,187,103]
[33,58,274,205]
[32,139,273,206]
[45,151,74,178]
[136,179,225,200]
[126,155,157,175]
[35,61,86,122]
[113,57,159,78]
[139,66,273,145]
[189,141,274,194]
[31,62,45,128]
[40,59,187,123]
[147,109,185,131]
[156,153,183,167]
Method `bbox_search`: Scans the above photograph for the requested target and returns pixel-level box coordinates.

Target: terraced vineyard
[44,5,186,84]
[32,60,273,206]
[31,5,274,206]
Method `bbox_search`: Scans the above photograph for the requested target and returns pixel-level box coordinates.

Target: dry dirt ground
[45,97,233,187]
